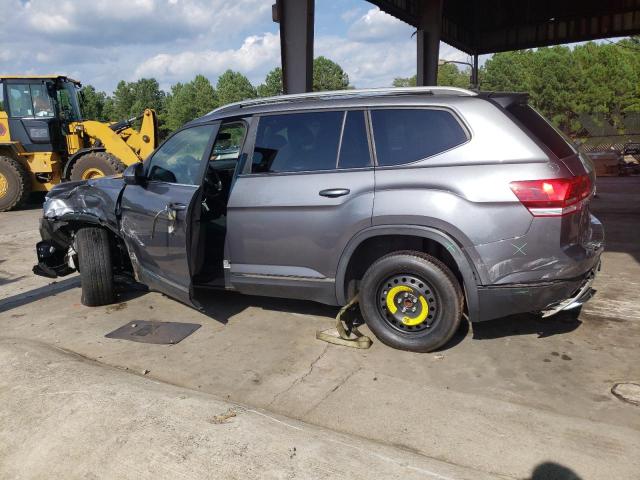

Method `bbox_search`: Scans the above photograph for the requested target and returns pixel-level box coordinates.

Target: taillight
[509,175,592,216]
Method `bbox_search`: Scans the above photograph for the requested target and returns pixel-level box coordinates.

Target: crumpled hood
[43,177,125,228]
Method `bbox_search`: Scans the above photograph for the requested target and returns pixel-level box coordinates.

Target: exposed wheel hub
[81,168,105,180]
[377,274,438,333]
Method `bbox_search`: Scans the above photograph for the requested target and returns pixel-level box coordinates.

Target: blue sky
[0,0,471,93]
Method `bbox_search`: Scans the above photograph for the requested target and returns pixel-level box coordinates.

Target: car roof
[192,86,479,124]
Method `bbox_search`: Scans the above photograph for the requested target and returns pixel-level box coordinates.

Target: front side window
[210,122,246,163]
[252,111,343,173]
[147,125,214,185]
[371,109,467,166]
[8,83,55,118]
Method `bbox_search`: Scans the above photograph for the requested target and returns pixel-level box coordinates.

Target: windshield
[7,83,55,118]
[56,81,82,121]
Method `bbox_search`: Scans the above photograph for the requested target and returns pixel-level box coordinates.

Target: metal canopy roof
[368,0,640,54]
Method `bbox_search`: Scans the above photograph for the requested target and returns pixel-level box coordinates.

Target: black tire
[0,155,31,212]
[359,251,464,352]
[69,152,126,181]
[76,227,115,307]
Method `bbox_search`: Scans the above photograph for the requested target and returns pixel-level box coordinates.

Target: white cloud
[348,7,411,43]
[135,32,280,86]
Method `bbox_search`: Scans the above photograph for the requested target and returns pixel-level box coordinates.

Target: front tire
[69,152,126,181]
[359,251,463,352]
[0,155,31,212]
[76,227,115,306]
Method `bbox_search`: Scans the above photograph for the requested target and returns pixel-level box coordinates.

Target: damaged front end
[33,178,125,279]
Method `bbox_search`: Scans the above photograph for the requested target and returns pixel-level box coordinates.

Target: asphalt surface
[1,177,639,479]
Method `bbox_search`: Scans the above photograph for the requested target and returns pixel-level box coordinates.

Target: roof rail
[208,86,477,115]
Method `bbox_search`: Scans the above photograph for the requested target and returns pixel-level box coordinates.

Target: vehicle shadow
[529,461,582,480]
[0,259,26,287]
[195,288,339,326]
[472,308,582,340]
[0,277,80,314]
[195,287,470,350]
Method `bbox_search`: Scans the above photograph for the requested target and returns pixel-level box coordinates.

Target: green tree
[392,63,470,88]
[257,67,283,97]
[216,70,256,106]
[257,57,350,96]
[164,75,218,132]
[481,40,640,136]
[109,78,165,121]
[313,56,350,91]
[79,85,108,121]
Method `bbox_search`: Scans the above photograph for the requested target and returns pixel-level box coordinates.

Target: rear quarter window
[506,104,575,159]
[371,108,468,167]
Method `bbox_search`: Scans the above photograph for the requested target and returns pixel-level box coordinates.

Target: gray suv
[33,87,603,352]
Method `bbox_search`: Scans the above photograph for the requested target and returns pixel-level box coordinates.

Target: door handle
[319,188,350,198]
[151,203,187,238]
[169,202,187,211]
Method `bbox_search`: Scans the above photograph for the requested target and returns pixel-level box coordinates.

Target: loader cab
[0,76,81,153]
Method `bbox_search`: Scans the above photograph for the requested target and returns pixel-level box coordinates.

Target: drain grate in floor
[611,382,640,406]
[106,320,201,345]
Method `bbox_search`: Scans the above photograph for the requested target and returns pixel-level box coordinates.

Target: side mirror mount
[123,162,145,186]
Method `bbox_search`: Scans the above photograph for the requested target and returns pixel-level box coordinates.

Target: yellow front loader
[0,75,157,211]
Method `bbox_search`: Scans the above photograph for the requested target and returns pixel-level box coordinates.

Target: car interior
[192,121,247,286]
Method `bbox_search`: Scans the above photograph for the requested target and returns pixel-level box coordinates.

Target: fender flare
[62,147,106,180]
[335,225,480,322]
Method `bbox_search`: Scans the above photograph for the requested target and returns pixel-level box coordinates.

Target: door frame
[120,121,221,307]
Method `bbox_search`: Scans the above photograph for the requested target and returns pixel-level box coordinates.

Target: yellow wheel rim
[379,274,435,332]
[0,172,8,198]
[81,168,105,180]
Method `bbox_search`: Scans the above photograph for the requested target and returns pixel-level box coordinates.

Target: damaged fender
[33,177,126,278]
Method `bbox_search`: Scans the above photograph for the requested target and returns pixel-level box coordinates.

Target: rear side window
[507,104,575,159]
[252,111,343,173]
[371,109,467,166]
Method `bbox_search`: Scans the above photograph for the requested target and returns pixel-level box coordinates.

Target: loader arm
[77,109,158,167]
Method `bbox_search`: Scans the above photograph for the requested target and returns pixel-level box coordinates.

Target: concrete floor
[1,177,639,479]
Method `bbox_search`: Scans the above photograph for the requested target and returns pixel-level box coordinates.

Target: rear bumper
[476,261,601,321]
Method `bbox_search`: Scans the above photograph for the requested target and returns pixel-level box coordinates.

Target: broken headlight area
[33,218,77,279]
[33,240,75,278]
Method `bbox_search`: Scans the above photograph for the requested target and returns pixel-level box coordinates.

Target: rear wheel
[76,227,115,306]
[0,155,31,212]
[359,251,463,352]
[70,152,126,181]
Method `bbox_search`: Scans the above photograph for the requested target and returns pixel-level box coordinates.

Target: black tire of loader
[69,151,126,181]
[0,155,31,212]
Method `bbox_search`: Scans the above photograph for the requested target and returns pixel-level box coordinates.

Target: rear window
[507,104,575,159]
[371,109,468,167]
[252,111,343,173]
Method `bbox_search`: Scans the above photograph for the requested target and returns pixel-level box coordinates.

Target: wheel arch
[335,225,480,322]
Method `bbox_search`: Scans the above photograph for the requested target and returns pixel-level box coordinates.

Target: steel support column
[416,0,443,86]
[471,53,479,89]
[273,0,315,94]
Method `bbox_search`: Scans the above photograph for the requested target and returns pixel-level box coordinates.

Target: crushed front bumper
[32,218,75,279]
